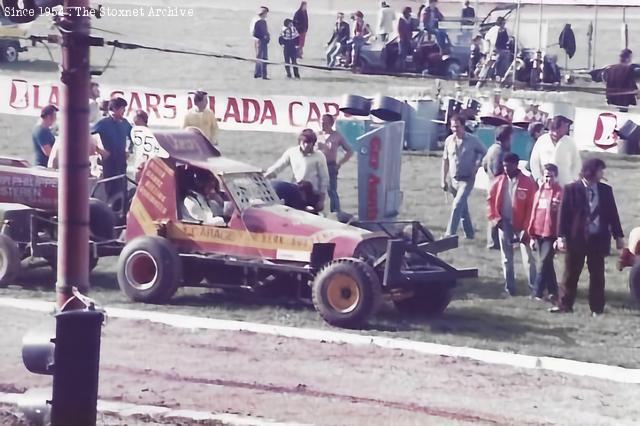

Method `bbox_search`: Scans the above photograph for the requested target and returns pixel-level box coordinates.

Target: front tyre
[117,236,181,303]
[312,258,382,329]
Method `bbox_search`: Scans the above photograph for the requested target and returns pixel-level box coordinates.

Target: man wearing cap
[604,49,638,107]
[529,115,581,187]
[32,104,58,167]
[377,1,396,43]
[252,6,270,80]
[183,91,218,144]
[92,97,133,197]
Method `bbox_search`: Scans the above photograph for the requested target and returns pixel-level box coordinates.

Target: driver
[182,168,226,226]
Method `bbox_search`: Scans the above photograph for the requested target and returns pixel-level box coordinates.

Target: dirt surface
[2,307,639,426]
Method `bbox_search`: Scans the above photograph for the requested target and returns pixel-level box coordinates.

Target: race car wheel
[118,236,181,303]
[394,283,452,317]
[629,260,640,304]
[312,258,382,329]
[0,234,21,287]
[89,198,116,241]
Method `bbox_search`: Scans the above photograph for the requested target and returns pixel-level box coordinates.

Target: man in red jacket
[488,153,537,296]
[528,163,563,301]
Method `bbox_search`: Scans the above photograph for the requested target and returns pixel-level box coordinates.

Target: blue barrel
[405,100,440,151]
[336,119,372,151]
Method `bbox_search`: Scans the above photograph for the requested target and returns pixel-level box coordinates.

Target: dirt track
[1,307,639,425]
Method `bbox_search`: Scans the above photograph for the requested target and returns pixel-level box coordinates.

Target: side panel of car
[125,157,178,240]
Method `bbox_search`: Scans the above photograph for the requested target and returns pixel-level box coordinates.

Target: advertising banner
[0,75,342,133]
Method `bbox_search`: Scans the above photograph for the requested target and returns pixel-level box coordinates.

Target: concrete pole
[56,0,91,307]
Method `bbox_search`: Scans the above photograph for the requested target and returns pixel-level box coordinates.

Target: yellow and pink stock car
[118,130,476,328]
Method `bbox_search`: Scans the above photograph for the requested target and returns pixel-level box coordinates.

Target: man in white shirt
[529,115,581,187]
[182,168,226,226]
[265,128,329,212]
[377,1,396,43]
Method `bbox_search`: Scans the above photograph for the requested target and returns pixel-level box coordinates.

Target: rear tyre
[629,260,640,304]
[312,258,382,329]
[394,283,452,317]
[0,234,20,287]
[117,236,181,303]
[89,198,116,241]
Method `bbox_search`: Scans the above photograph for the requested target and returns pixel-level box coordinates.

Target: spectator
[441,114,487,239]
[604,48,638,107]
[485,16,510,78]
[527,121,545,142]
[293,1,309,59]
[529,115,581,186]
[183,91,219,145]
[421,0,450,53]
[317,114,353,213]
[482,124,512,249]
[396,7,413,72]
[528,163,563,301]
[350,11,372,68]
[265,129,329,213]
[280,19,301,79]
[469,34,484,78]
[377,1,396,43]
[89,81,102,125]
[326,12,350,68]
[551,159,625,315]
[252,6,270,80]
[133,109,148,127]
[92,97,132,197]
[542,54,562,85]
[461,1,475,25]
[32,104,58,167]
[487,153,537,296]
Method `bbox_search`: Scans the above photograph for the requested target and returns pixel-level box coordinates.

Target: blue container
[405,100,440,151]
[336,119,372,151]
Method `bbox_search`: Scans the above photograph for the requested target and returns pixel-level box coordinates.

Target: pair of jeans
[498,219,537,294]
[495,49,511,78]
[426,28,450,51]
[327,161,340,212]
[396,40,411,72]
[533,237,558,298]
[326,42,343,67]
[254,40,268,79]
[283,46,300,78]
[351,36,365,66]
[486,222,500,248]
[445,178,475,239]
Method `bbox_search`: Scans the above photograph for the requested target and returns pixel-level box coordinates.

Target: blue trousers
[254,40,268,79]
[327,162,340,212]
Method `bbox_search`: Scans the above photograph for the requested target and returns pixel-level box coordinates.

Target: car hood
[241,204,371,258]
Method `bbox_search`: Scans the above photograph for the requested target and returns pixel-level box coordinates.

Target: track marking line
[2,297,640,384]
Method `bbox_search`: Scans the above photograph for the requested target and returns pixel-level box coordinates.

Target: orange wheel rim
[326,273,360,313]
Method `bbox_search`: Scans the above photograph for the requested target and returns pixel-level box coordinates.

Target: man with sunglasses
[529,114,581,187]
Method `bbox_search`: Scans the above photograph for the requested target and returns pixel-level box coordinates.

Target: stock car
[117,130,477,328]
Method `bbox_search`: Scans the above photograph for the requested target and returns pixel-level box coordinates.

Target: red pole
[57,0,91,308]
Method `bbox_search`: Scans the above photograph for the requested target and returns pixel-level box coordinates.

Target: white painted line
[0,392,309,426]
[2,297,640,385]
